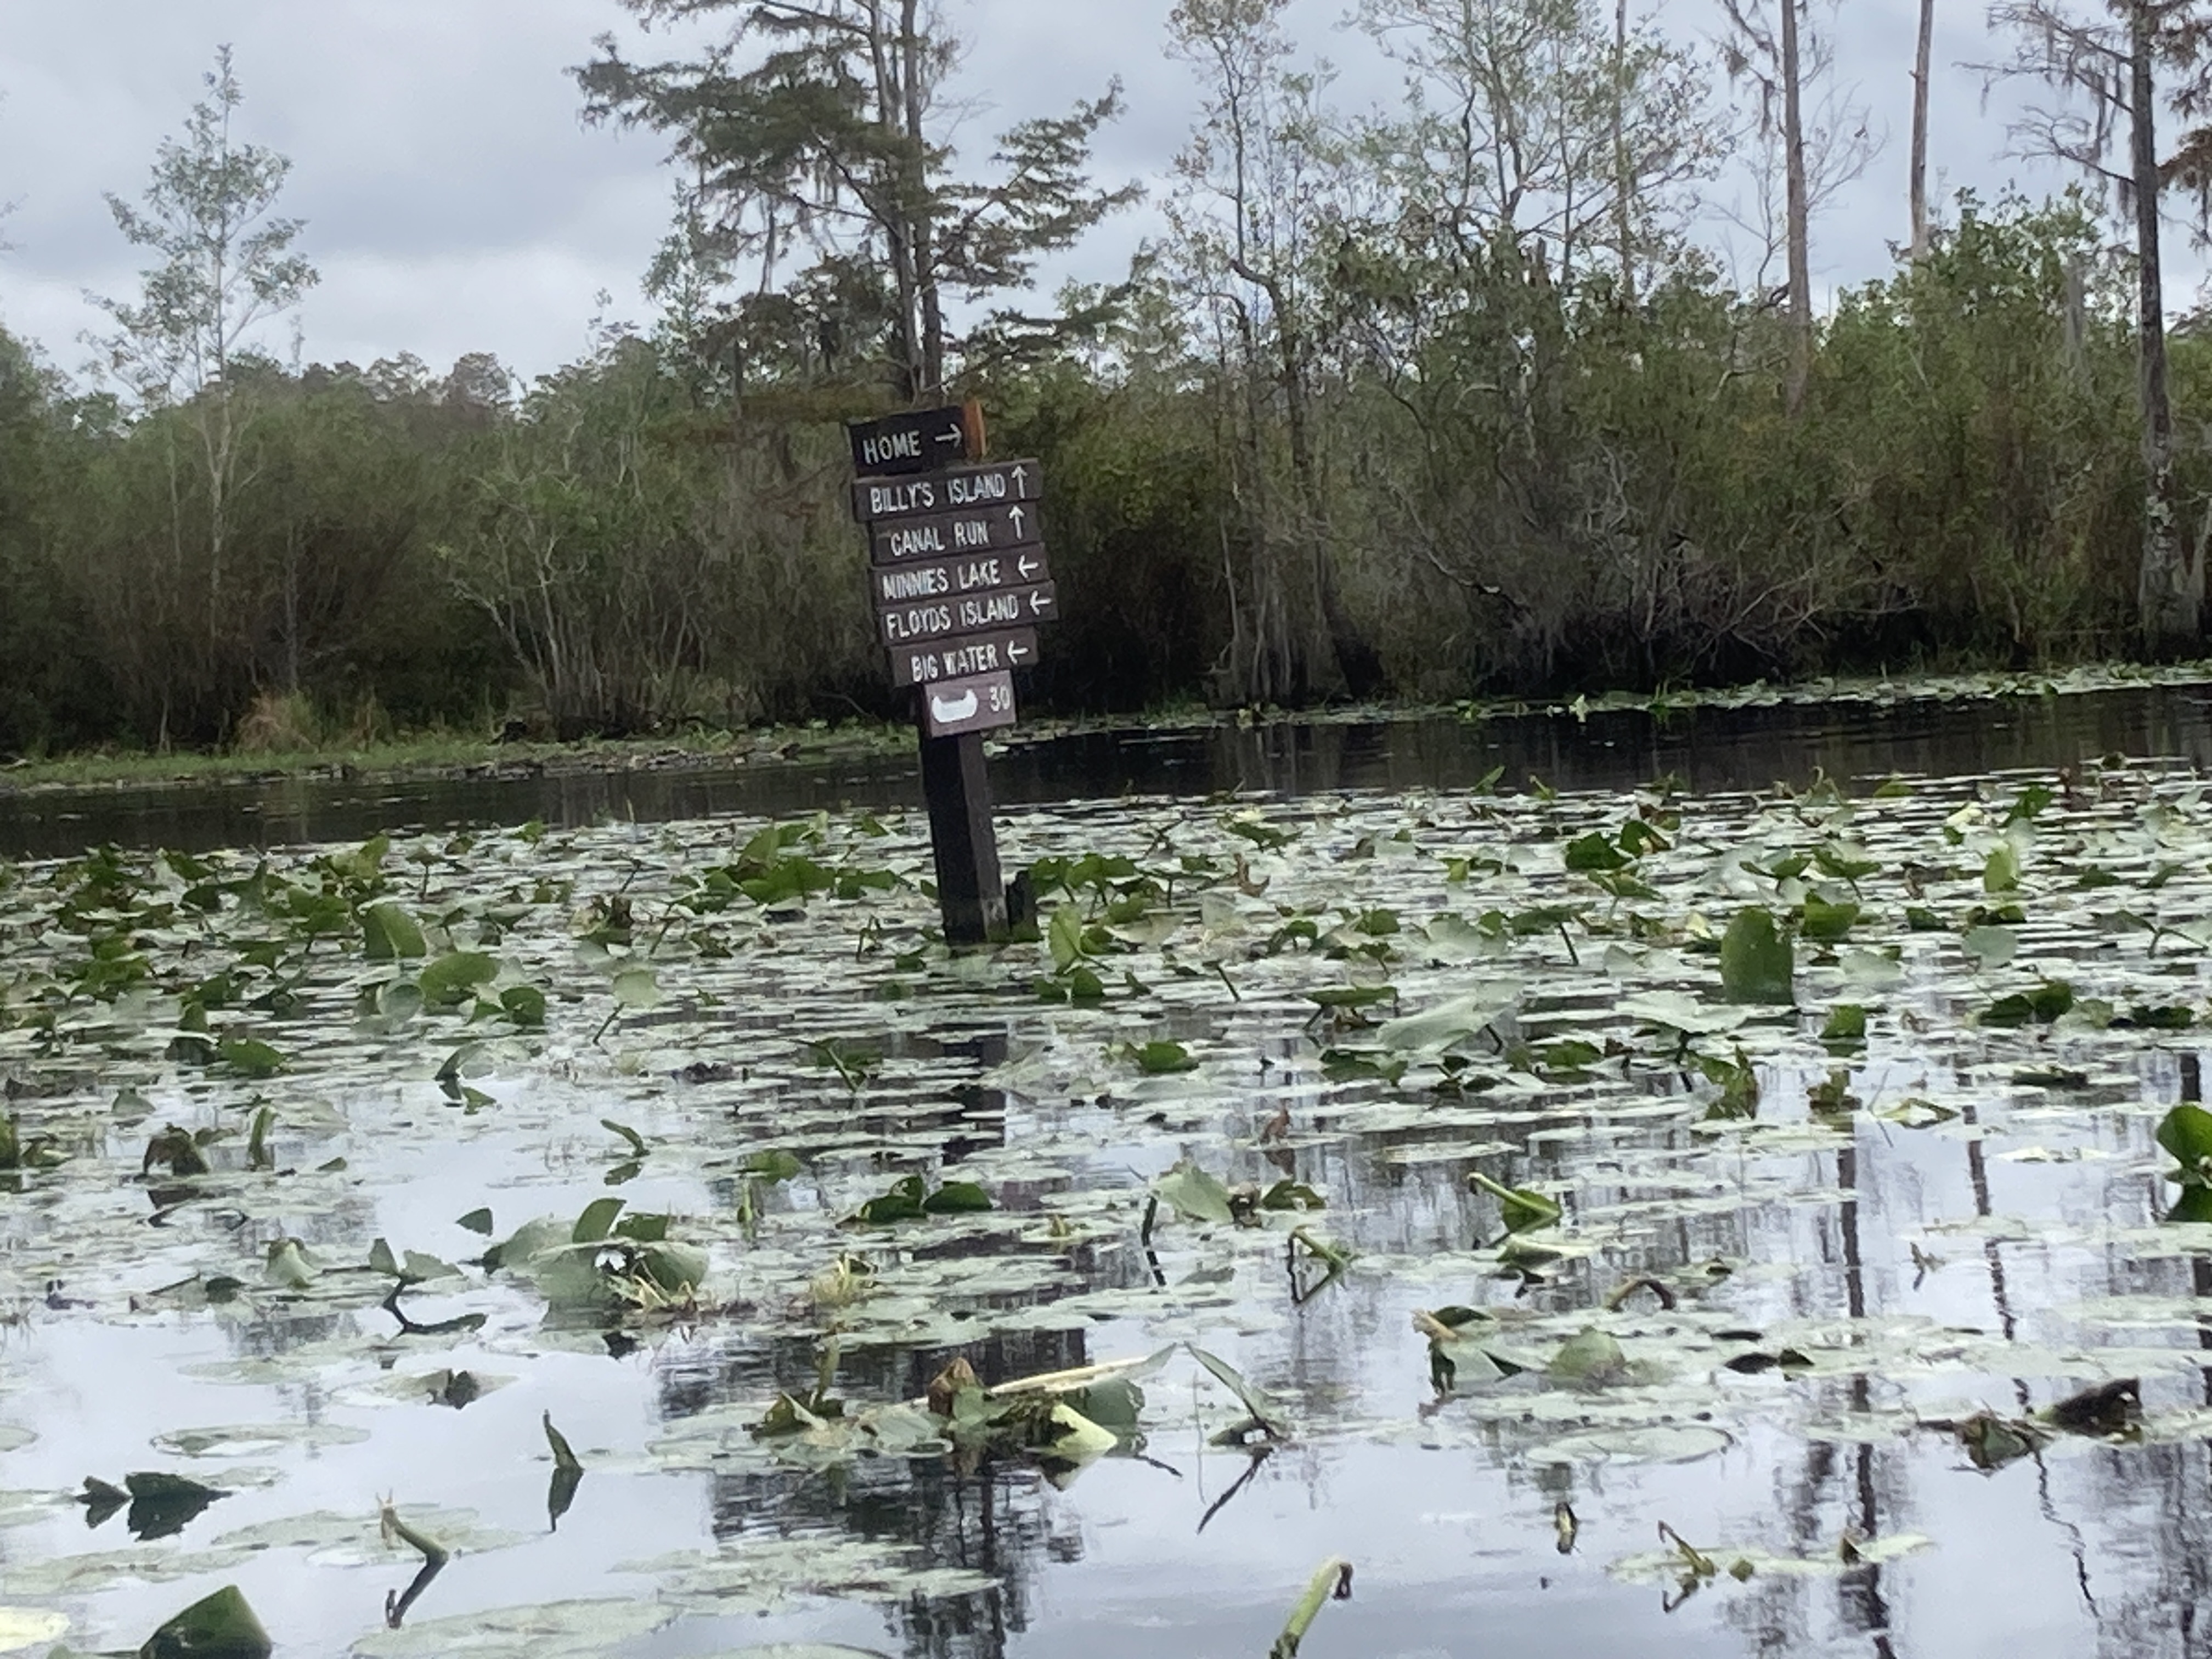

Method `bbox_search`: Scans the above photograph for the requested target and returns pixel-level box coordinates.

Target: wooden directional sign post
[848,404,1057,943]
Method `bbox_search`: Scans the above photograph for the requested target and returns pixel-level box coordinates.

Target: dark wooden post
[848,398,1047,947]
[919,728,1006,944]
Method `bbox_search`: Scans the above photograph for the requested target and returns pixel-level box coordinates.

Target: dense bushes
[0,191,2198,758]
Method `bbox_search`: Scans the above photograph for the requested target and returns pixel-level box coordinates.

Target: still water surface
[9,683,2212,857]
[2,690,2211,1658]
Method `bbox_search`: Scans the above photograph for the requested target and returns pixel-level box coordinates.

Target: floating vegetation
[2,758,2212,1652]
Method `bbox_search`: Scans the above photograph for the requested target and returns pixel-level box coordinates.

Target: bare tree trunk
[868,8,924,402]
[1781,0,1813,411]
[1909,0,1935,257]
[1233,254,1370,698]
[1613,0,1634,304]
[2131,7,2195,651]
[900,0,946,396]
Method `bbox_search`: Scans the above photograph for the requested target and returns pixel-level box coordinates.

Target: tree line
[3,1,2212,758]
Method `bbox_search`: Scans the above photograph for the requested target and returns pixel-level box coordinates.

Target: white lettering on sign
[865,479,936,517]
[952,518,991,549]
[887,523,946,558]
[949,641,1003,676]
[886,627,1037,686]
[859,430,922,466]
[883,602,953,641]
[955,557,1002,591]
[957,592,1024,630]
[948,472,1008,507]
[878,565,950,602]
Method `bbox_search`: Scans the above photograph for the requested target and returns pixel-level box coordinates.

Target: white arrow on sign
[1008,505,1025,534]
[1008,641,1033,663]
[934,422,963,447]
[1017,553,1041,579]
[1028,590,1051,616]
[1010,464,1029,488]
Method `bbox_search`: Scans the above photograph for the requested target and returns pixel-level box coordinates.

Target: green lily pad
[1719,907,1793,1005]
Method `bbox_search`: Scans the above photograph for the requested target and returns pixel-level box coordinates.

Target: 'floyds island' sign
[847,403,1057,941]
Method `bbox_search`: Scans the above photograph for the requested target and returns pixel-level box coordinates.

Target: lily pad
[348,1597,670,1657]
[1531,1424,1734,1464]
[1719,907,1794,1005]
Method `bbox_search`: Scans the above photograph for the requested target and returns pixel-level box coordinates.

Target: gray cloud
[0,0,2192,387]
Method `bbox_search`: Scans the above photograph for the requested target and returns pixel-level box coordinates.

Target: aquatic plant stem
[1270,1556,1353,1658]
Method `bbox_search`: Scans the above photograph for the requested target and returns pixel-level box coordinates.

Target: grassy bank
[0,719,916,794]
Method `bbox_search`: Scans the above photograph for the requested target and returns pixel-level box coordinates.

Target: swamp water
[7,701,2212,1655]
[11,672,2212,858]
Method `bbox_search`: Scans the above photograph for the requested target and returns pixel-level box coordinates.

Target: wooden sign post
[847,405,1056,944]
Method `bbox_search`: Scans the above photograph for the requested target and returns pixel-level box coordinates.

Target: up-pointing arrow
[1007,505,1025,535]
[1009,464,1029,490]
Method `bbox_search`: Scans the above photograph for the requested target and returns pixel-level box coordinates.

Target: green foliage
[0,55,2194,759]
[138,1583,270,1659]
[850,1172,995,1224]
[1983,980,2075,1027]
[1719,908,1795,1006]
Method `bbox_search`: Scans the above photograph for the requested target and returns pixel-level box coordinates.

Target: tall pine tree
[575,1,1139,403]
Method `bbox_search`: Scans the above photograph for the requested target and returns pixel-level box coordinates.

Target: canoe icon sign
[930,688,979,724]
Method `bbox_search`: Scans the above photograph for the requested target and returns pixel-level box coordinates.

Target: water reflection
[22,730,2212,1658]
[13,682,2212,858]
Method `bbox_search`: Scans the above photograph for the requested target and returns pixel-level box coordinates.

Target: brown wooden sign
[872,547,1051,608]
[920,669,1018,737]
[845,406,1049,945]
[850,459,1042,525]
[848,405,974,477]
[879,583,1057,647]
[888,627,1038,689]
[871,501,1042,565]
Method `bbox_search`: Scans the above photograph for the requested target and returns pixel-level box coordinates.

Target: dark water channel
[8,681,2212,857]
[9,686,2212,1658]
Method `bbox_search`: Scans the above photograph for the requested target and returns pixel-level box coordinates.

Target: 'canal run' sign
[868,501,1042,565]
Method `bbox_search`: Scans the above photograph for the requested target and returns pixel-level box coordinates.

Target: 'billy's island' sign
[847,403,1058,941]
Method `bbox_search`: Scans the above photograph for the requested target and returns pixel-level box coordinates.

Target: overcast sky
[0,1,2152,390]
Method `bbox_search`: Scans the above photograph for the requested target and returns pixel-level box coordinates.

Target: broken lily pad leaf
[1151,1160,1236,1227]
[138,1583,269,1659]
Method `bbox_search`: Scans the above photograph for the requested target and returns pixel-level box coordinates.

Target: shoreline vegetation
[14,19,2212,764]
[5,658,2206,799]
